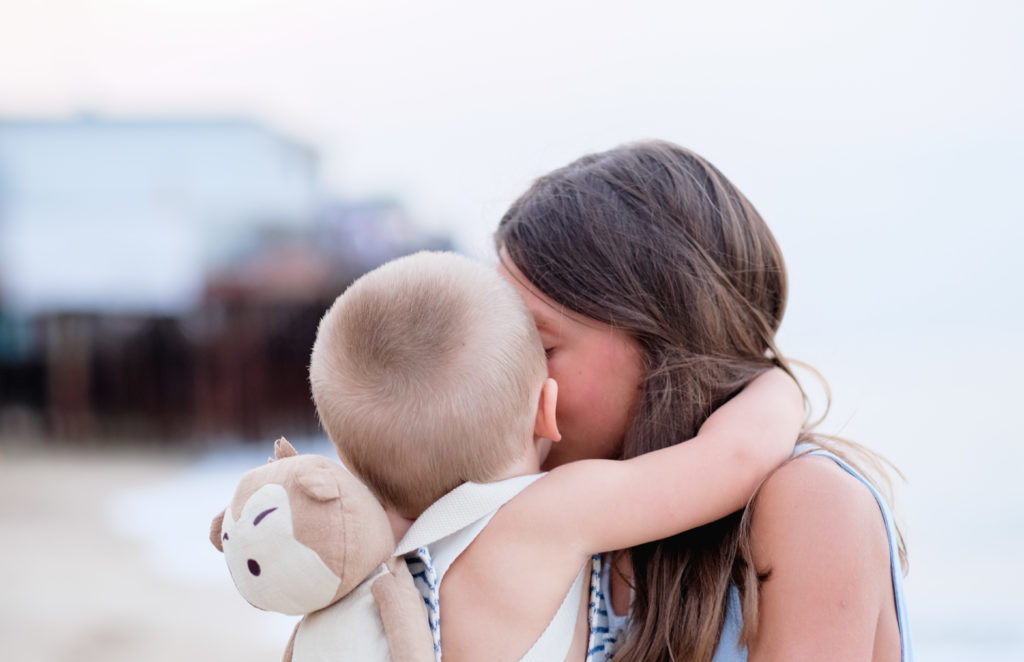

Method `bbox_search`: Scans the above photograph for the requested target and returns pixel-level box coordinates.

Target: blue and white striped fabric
[586,554,625,662]
[406,547,442,660]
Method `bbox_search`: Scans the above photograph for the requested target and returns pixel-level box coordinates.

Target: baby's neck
[485,442,548,485]
[395,442,544,538]
[487,451,543,482]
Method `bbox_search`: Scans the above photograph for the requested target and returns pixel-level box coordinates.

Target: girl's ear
[534,378,561,442]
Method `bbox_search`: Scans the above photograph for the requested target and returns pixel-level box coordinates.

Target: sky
[1,2,1019,241]
[0,0,1021,344]
[1,0,1021,326]
[2,0,1020,352]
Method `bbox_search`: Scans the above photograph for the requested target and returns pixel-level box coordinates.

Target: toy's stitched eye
[253,507,277,526]
[248,559,261,576]
[223,532,229,541]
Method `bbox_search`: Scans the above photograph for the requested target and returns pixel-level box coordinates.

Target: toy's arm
[372,557,435,662]
[282,622,298,662]
[386,508,414,543]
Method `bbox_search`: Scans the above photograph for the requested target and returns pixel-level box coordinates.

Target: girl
[495,140,912,662]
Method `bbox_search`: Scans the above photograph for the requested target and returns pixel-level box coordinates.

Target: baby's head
[310,251,548,518]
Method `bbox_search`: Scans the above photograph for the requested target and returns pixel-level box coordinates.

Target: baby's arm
[529,367,803,555]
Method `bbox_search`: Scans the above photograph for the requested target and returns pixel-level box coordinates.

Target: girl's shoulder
[752,453,889,553]
[745,457,897,659]
[746,452,908,659]
[749,452,893,610]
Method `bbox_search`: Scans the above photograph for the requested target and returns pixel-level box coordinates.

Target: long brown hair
[495,140,902,661]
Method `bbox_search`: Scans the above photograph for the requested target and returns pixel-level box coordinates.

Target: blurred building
[0,114,319,314]
[0,115,452,444]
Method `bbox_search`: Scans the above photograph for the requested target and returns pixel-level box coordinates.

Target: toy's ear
[297,470,342,502]
[210,509,226,552]
[275,437,297,459]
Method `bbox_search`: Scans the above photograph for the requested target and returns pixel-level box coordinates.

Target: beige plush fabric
[373,558,434,662]
[212,438,433,661]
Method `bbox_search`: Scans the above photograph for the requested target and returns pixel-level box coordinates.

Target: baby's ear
[534,378,560,442]
[210,509,226,552]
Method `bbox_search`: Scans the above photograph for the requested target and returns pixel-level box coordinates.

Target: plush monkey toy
[210,438,434,662]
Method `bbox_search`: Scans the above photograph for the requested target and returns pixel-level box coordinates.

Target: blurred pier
[0,115,453,446]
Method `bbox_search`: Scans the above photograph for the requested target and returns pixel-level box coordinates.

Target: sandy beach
[0,444,284,662]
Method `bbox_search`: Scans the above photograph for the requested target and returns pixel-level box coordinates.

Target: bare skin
[497,252,646,469]
[500,252,902,660]
[600,452,903,662]
[437,365,802,661]
[745,456,901,662]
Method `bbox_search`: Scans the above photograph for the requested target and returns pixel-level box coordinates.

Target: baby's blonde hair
[310,251,547,517]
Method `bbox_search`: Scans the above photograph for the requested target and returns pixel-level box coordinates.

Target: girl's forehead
[497,257,606,337]
[496,252,570,322]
